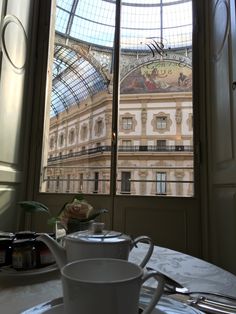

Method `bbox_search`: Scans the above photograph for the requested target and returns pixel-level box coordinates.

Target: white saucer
[33,304,164,314]
[0,263,59,278]
[21,296,204,314]
[39,304,64,314]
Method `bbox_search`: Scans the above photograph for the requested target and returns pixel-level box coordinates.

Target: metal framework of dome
[51,0,192,116]
[51,45,109,116]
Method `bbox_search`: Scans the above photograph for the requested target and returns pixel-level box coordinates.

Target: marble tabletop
[129,244,236,296]
[1,244,236,314]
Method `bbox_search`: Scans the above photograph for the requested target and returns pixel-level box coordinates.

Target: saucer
[24,304,163,314]
[0,263,59,278]
[21,296,205,313]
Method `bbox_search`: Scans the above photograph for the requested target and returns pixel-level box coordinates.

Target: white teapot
[38,224,154,269]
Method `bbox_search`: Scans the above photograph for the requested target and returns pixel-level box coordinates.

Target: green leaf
[88,208,108,220]
[18,201,49,213]
[74,194,84,201]
[47,217,59,225]
[57,201,69,216]
[71,208,108,223]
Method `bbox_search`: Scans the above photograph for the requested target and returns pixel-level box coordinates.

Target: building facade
[44,53,193,197]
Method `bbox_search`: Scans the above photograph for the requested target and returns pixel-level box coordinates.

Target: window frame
[121,171,131,194]
[68,129,75,144]
[156,171,167,195]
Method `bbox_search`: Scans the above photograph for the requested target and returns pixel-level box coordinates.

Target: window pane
[118,0,193,197]
[121,172,131,193]
[157,140,166,147]
[157,172,167,194]
[122,117,132,130]
[40,0,115,194]
[157,117,167,129]
[94,172,99,193]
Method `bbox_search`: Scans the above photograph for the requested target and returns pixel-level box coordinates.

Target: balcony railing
[42,164,194,197]
[48,145,193,162]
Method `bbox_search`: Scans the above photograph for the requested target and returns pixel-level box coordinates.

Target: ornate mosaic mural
[120,60,192,94]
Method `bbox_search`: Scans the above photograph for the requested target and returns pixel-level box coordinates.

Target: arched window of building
[59,133,64,146]
[157,116,167,129]
[121,172,131,194]
[49,137,54,149]
[69,129,75,144]
[122,117,132,130]
[95,118,103,136]
[156,172,167,195]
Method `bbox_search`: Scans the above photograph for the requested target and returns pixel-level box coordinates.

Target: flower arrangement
[55,195,107,232]
[18,194,108,233]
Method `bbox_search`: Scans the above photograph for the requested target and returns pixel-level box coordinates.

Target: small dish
[0,263,59,278]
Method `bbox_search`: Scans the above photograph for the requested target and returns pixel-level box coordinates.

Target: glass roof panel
[119,0,161,3]
[163,1,192,28]
[57,0,74,11]
[56,7,70,34]
[75,0,115,26]
[162,0,189,3]
[105,0,190,4]
[51,45,108,116]
[51,0,192,116]
[71,16,115,47]
[55,0,192,50]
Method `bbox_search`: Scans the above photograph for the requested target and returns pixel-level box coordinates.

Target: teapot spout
[38,233,66,269]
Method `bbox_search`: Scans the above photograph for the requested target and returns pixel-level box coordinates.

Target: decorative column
[76,122,80,147]
[139,169,148,195]
[89,115,93,148]
[85,171,90,194]
[105,113,112,145]
[102,171,110,194]
[175,102,182,144]
[175,170,184,196]
[187,170,193,196]
[141,102,147,145]
[65,121,69,148]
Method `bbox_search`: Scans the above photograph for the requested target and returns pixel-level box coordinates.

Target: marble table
[129,244,236,296]
[0,244,236,314]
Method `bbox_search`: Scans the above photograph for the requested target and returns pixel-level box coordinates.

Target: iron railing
[48,145,193,162]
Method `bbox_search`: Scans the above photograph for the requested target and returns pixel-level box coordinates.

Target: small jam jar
[35,239,55,267]
[0,232,15,239]
[14,231,36,240]
[12,239,37,270]
[0,238,13,266]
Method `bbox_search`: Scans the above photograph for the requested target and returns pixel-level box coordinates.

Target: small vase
[66,219,94,234]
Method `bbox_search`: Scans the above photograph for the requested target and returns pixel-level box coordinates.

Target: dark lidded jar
[0,231,15,239]
[35,239,55,267]
[14,231,36,240]
[12,239,37,270]
[0,238,13,266]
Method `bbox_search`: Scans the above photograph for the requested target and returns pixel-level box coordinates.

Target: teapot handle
[132,236,154,268]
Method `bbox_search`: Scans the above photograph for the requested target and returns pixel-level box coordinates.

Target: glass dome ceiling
[51,45,109,116]
[56,0,192,51]
[51,0,192,116]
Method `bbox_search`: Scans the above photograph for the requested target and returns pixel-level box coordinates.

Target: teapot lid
[66,222,131,243]
[72,229,123,239]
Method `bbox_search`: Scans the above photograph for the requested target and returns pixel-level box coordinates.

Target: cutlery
[146,267,236,303]
[142,286,236,314]
[169,294,236,314]
[198,296,236,310]
[168,286,236,304]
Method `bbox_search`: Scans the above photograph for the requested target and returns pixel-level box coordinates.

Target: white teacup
[61,258,165,314]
